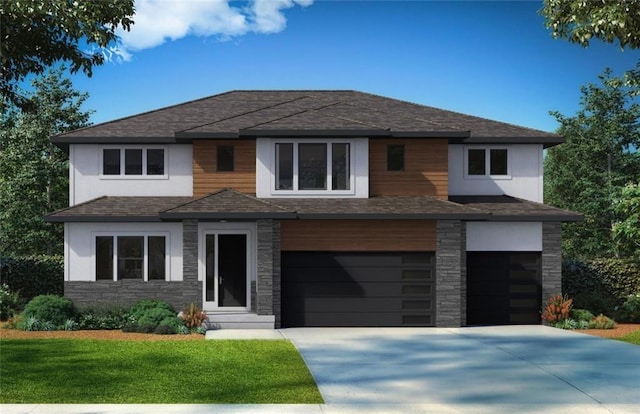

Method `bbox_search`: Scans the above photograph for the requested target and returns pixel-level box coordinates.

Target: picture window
[101,147,166,177]
[217,145,234,172]
[466,147,509,177]
[387,144,405,171]
[95,235,167,281]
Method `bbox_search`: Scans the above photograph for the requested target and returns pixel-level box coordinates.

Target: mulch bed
[1,324,639,341]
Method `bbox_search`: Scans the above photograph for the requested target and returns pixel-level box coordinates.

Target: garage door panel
[285,312,433,327]
[283,282,433,298]
[282,252,435,327]
[284,297,433,313]
[282,253,433,268]
[280,267,433,283]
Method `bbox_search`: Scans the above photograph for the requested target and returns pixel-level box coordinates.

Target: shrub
[0,256,63,303]
[570,308,595,323]
[23,295,76,327]
[124,299,177,334]
[617,294,640,323]
[0,283,21,321]
[563,258,640,315]
[542,294,572,324]
[129,299,175,320]
[178,303,208,329]
[77,305,130,330]
[154,317,182,335]
[589,314,616,329]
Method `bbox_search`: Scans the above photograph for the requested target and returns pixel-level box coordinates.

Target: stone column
[542,222,563,306]
[257,220,281,327]
[435,220,466,327]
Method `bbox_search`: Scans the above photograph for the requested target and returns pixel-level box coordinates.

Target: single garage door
[467,252,542,325]
[282,252,435,327]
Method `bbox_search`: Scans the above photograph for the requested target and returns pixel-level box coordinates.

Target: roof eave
[45,216,162,223]
[158,212,298,220]
[295,213,489,220]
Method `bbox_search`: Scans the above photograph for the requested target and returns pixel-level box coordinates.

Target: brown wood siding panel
[369,139,448,199]
[193,140,256,197]
[281,220,436,251]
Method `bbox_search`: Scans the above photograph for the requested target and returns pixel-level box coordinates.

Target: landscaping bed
[576,323,640,338]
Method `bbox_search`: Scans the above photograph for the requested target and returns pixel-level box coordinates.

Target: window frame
[93,233,170,281]
[99,146,168,179]
[271,139,356,196]
[464,145,511,179]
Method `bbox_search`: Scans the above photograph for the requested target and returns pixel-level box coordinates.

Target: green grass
[617,330,640,346]
[0,339,323,404]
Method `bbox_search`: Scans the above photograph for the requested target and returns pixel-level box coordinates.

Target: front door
[204,232,249,310]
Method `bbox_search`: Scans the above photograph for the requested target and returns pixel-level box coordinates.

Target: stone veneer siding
[435,220,466,327]
[256,220,281,327]
[65,220,202,311]
[542,222,563,307]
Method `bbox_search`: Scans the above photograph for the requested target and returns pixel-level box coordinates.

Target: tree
[541,0,640,49]
[613,182,640,259]
[544,68,640,259]
[0,67,91,256]
[0,0,134,109]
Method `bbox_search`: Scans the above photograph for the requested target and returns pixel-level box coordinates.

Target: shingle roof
[448,195,584,222]
[46,196,193,222]
[46,191,582,222]
[160,189,296,219]
[52,90,562,145]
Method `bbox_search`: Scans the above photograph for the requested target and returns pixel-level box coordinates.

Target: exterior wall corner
[435,220,466,327]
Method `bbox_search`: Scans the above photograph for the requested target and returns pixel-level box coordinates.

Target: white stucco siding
[448,144,543,202]
[69,144,193,204]
[466,222,542,251]
[65,222,183,281]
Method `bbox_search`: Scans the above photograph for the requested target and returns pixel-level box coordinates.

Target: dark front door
[467,252,542,325]
[205,233,248,309]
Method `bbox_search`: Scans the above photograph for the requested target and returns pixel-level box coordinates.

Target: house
[46,90,582,328]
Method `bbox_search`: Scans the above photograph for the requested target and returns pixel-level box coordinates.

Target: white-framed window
[464,146,510,179]
[100,146,167,179]
[94,233,169,281]
[271,139,355,195]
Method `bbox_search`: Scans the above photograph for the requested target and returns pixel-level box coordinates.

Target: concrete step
[204,312,275,329]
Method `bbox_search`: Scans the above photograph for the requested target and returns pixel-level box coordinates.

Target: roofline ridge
[176,96,314,134]
[160,190,227,213]
[229,189,295,213]
[53,91,239,139]
[241,100,346,130]
[354,91,558,136]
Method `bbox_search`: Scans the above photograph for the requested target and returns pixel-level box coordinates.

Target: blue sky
[66,0,640,133]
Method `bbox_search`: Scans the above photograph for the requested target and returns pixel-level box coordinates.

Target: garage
[282,252,435,327]
[466,252,542,325]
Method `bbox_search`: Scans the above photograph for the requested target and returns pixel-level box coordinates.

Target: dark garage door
[282,252,435,327]
[467,252,542,325]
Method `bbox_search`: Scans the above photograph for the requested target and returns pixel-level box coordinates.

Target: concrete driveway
[280,325,640,413]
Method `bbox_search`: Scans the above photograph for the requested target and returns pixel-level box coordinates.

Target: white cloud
[112,0,313,61]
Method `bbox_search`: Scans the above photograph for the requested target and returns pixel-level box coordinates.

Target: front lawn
[617,330,640,346]
[0,339,323,404]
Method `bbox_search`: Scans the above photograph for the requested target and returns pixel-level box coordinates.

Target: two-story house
[46,90,582,328]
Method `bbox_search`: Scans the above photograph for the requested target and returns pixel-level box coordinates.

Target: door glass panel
[276,143,293,190]
[299,143,327,190]
[206,235,216,302]
[331,143,350,190]
[218,234,247,307]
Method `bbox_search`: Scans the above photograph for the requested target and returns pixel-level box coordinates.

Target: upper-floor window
[217,145,234,172]
[387,144,405,171]
[275,140,352,193]
[101,147,166,178]
[466,147,509,178]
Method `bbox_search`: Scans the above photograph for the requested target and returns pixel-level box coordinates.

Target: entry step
[204,312,275,329]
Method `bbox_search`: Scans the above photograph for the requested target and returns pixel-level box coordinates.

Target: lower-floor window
[96,235,167,281]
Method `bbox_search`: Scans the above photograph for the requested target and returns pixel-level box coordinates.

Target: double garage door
[282,252,435,327]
